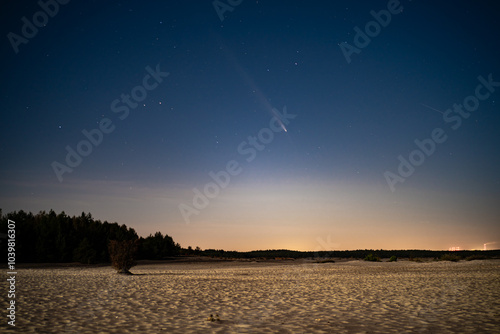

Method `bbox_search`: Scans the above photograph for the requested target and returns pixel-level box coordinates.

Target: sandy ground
[1,259,499,333]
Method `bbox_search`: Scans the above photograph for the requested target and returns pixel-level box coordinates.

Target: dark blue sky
[1,0,499,251]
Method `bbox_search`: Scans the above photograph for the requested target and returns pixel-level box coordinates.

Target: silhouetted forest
[2,209,498,264]
[0,209,180,263]
[192,248,500,260]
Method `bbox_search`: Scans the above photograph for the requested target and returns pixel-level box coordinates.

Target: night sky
[1,0,499,251]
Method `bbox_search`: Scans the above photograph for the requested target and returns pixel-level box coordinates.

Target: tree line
[0,209,180,264]
[193,248,500,260]
[2,209,498,264]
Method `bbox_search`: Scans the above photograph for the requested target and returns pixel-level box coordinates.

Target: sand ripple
[1,260,499,333]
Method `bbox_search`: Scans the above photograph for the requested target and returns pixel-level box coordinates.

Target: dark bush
[109,240,138,274]
[364,253,380,262]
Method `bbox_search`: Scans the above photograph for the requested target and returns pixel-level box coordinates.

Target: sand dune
[2,259,499,333]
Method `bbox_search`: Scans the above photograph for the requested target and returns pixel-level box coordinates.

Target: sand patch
[1,260,499,333]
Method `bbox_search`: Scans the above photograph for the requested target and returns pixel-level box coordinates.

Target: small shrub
[364,253,380,262]
[108,240,138,274]
[440,253,461,262]
[389,255,397,262]
[207,314,221,322]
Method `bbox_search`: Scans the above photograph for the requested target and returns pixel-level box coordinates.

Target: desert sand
[1,259,499,333]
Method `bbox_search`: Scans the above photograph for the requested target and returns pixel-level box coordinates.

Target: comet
[217,37,289,133]
[421,103,444,114]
